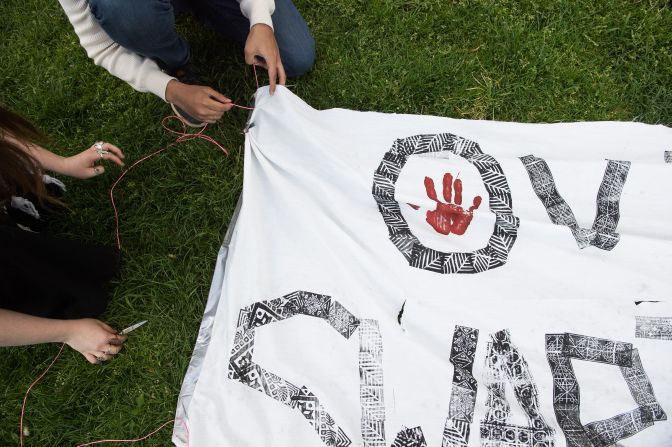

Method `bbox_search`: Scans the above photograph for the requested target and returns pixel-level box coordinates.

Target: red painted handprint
[411,173,482,236]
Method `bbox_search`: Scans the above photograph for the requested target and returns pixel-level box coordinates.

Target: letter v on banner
[520,155,630,251]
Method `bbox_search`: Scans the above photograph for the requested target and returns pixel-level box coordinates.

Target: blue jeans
[88,0,315,77]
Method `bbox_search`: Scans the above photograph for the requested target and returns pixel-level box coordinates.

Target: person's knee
[282,36,315,77]
[89,0,135,26]
[88,0,168,49]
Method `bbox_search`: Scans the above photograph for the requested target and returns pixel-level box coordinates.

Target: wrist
[251,23,272,31]
[50,154,69,176]
[57,319,76,344]
[165,79,183,104]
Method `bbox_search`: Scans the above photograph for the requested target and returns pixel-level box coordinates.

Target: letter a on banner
[481,330,555,447]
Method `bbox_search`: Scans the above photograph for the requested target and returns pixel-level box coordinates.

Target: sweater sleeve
[57,0,175,101]
[238,0,275,30]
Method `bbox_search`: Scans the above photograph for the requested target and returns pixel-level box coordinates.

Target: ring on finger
[94,141,108,158]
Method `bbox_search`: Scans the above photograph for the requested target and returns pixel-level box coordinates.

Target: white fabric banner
[174,86,672,447]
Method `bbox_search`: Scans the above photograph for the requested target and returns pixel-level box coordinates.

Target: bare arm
[0,309,127,364]
[5,134,125,179]
[8,137,68,174]
[0,309,70,346]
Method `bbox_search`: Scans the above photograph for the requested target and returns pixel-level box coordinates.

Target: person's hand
[63,319,127,364]
[165,80,233,123]
[59,142,125,179]
[244,24,286,94]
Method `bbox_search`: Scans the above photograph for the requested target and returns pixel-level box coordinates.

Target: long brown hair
[0,106,61,219]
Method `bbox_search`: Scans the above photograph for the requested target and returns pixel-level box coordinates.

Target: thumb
[244,50,257,66]
[252,56,268,69]
[91,165,105,177]
[109,333,127,345]
[206,88,231,104]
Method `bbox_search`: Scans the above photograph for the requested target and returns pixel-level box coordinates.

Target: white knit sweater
[58,0,275,101]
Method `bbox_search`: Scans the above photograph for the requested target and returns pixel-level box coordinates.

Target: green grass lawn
[1,0,671,444]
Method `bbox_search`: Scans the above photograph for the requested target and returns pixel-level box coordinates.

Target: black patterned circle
[372,133,519,274]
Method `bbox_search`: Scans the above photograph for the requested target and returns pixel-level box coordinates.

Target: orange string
[111,101,254,250]
[19,344,65,447]
[74,419,175,446]
[20,63,259,446]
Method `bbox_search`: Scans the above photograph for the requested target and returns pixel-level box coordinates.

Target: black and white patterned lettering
[372,134,520,274]
[357,323,483,447]
[636,316,672,341]
[561,332,633,366]
[228,291,360,447]
[520,156,630,251]
[392,426,428,447]
[443,326,478,447]
[360,319,386,447]
[665,151,672,163]
[546,333,666,447]
[481,330,555,447]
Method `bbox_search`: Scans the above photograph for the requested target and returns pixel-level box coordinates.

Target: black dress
[0,179,119,319]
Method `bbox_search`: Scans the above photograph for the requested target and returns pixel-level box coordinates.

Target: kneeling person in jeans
[58,0,315,126]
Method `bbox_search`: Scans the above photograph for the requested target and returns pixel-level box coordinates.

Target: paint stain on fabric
[418,173,482,235]
[397,300,406,326]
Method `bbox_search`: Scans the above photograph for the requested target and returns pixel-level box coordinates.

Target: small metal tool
[118,320,148,335]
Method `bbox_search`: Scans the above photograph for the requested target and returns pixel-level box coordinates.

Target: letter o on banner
[372,133,520,274]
